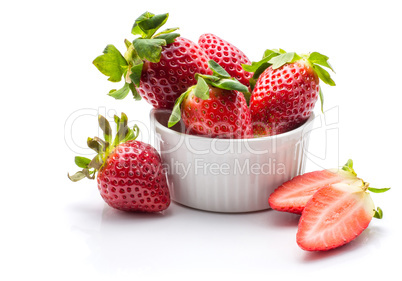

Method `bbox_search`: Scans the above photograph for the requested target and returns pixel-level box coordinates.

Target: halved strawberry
[296,180,388,251]
[268,160,358,214]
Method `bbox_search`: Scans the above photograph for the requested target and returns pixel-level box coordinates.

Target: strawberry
[245,50,335,136]
[168,60,252,139]
[297,179,389,251]
[68,113,170,212]
[93,12,211,109]
[268,160,358,214]
[198,33,253,90]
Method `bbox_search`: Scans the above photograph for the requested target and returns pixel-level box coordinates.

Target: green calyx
[242,49,335,112]
[68,112,139,182]
[167,60,250,127]
[340,159,390,220]
[365,180,390,220]
[341,159,357,176]
[92,11,180,101]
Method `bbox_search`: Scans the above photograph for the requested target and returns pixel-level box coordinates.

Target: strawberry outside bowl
[150,109,315,213]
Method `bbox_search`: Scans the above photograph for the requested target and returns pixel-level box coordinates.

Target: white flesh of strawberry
[297,179,375,251]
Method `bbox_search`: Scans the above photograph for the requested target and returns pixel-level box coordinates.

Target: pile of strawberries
[92,12,335,138]
[68,12,389,252]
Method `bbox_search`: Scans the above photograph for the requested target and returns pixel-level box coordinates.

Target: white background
[1,0,401,280]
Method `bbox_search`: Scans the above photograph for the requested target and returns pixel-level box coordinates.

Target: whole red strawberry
[247,50,335,136]
[68,113,170,212]
[93,12,211,109]
[199,33,253,90]
[168,60,252,138]
[138,37,211,108]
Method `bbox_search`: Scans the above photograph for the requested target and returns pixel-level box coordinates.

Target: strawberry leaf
[123,124,140,142]
[138,13,169,38]
[368,187,391,193]
[98,115,113,144]
[132,12,169,39]
[108,83,130,100]
[115,113,129,146]
[132,12,154,37]
[114,115,121,132]
[68,170,88,182]
[373,207,383,219]
[168,87,194,127]
[195,74,220,82]
[124,38,132,49]
[194,77,210,100]
[133,38,166,63]
[210,79,249,93]
[87,137,107,153]
[153,32,180,44]
[122,128,135,142]
[88,154,103,170]
[341,159,357,176]
[271,48,287,55]
[208,60,230,78]
[312,64,336,86]
[128,83,142,100]
[153,27,179,38]
[308,52,335,72]
[68,113,142,183]
[74,156,91,169]
[269,52,301,70]
[87,137,102,153]
[93,45,128,82]
[129,63,143,87]
[242,49,280,73]
[318,86,324,113]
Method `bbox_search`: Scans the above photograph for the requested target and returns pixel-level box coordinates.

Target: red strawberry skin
[296,181,375,251]
[96,140,170,212]
[198,33,253,89]
[250,60,319,136]
[268,169,356,214]
[181,87,252,138]
[138,37,212,109]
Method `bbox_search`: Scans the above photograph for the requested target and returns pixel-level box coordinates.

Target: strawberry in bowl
[149,59,316,212]
[93,12,211,109]
[244,49,335,136]
[199,33,253,91]
[68,113,170,212]
[168,59,252,139]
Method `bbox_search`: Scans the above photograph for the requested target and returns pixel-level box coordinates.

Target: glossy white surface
[151,110,315,212]
[2,0,401,280]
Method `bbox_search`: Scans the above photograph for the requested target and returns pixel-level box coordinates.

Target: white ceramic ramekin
[150,109,315,213]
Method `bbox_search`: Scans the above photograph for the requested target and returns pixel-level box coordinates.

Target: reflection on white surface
[61,196,390,279]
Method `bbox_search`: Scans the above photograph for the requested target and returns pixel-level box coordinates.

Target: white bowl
[150,109,315,213]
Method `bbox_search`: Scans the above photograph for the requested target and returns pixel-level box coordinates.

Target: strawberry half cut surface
[68,113,170,212]
[296,180,389,251]
[93,12,211,109]
[268,160,358,214]
[168,60,252,138]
